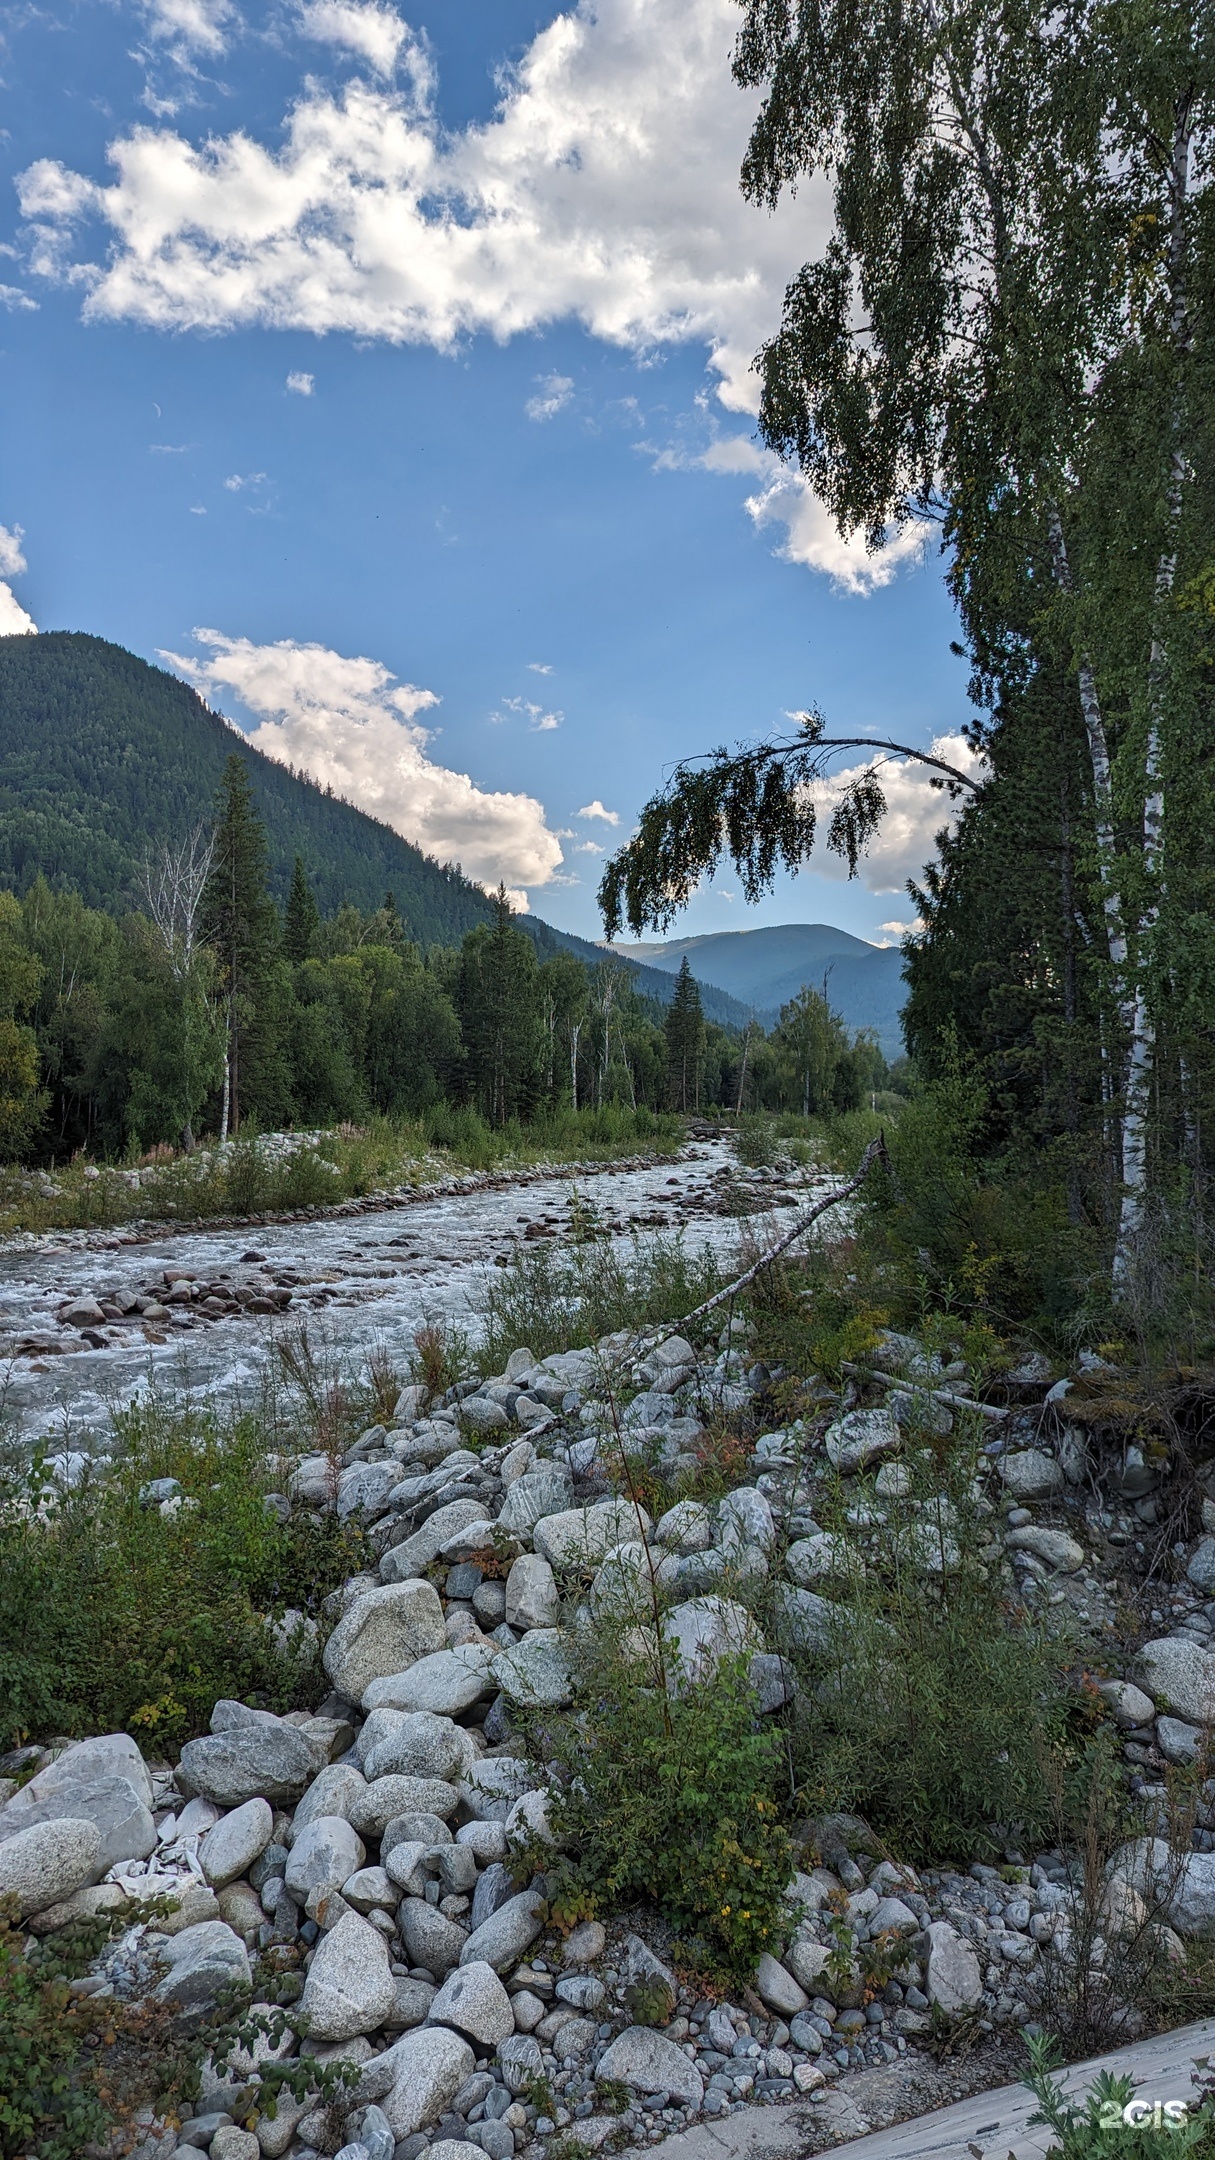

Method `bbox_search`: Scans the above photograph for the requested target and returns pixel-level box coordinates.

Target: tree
[0,892,45,1158]
[455,888,543,1125]
[202,756,281,1136]
[284,856,320,964]
[665,958,706,1113]
[772,984,848,1117]
[142,827,223,1149]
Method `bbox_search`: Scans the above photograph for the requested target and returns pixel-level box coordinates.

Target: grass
[477,1224,726,1368]
[0,1105,684,1237]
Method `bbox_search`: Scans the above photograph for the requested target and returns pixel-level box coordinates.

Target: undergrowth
[478,1228,725,1368]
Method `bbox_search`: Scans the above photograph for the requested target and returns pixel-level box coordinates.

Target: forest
[0,753,890,1164]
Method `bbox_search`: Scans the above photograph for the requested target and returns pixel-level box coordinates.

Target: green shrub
[518,1642,792,1979]
[478,1229,724,1368]
[1023,2034,1215,2157]
[0,1401,363,1753]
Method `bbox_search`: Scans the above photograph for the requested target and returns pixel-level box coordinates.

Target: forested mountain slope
[615,922,906,1051]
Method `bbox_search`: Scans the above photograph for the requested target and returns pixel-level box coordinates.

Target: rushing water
[0,1145,817,1456]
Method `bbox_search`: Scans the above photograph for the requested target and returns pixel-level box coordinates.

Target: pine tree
[284,856,320,964]
[203,755,280,1135]
[665,957,705,1113]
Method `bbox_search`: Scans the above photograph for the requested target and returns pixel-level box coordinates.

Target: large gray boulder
[492,1629,573,1709]
[824,1408,901,1474]
[351,1776,459,1838]
[457,1758,535,1824]
[459,1889,544,1972]
[284,1816,366,1899]
[661,1596,761,1685]
[427,1960,514,2045]
[360,1710,472,1784]
[179,1711,316,1808]
[771,1585,847,1657]
[153,1920,252,2013]
[1136,1637,1215,1725]
[201,1800,274,1888]
[380,1503,489,1587]
[998,1449,1065,1503]
[292,1763,369,1837]
[718,1487,775,1573]
[504,1554,559,1630]
[7,1733,152,1811]
[363,1646,496,1718]
[924,1921,982,2015]
[595,2028,704,2108]
[324,1581,446,1702]
[379,2027,474,2138]
[0,1777,155,1880]
[299,1910,398,2040]
[398,1898,469,1976]
[337,1460,401,1522]
[496,1470,572,1535]
[0,1817,101,1916]
[532,1500,652,1571]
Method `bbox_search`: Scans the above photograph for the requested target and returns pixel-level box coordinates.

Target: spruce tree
[455,886,543,1124]
[284,856,320,964]
[664,957,705,1113]
[203,755,279,1134]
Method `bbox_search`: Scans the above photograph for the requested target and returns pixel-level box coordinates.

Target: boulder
[1096,1679,1156,1728]
[496,1469,573,1534]
[1166,1853,1215,1938]
[754,1954,809,2018]
[771,1585,846,1657]
[379,2028,475,2138]
[749,1653,795,1712]
[399,1898,469,1976]
[201,1800,274,1888]
[1006,1526,1085,1572]
[299,1911,398,2040]
[824,1409,901,1475]
[718,1488,775,1572]
[1188,1540,1215,1596]
[343,1866,397,1913]
[923,1921,982,2015]
[783,1933,830,1992]
[178,1714,316,1808]
[1136,1637,1215,1725]
[153,1921,251,2013]
[6,1733,152,1811]
[998,1450,1065,1503]
[786,1534,861,1591]
[503,1554,560,1631]
[492,1629,574,1709]
[0,1816,100,1916]
[427,1960,514,2045]
[1157,1717,1203,1767]
[323,1581,447,1702]
[351,1777,459,1838]
[337,1461,401,1522]
[292,1764,368,1836]
[498,2034,544,2092]
[458,1397,511,1437]
[594,2028,704,2108]
[285,1816,366,1899]
[661,1596,761,1685]
[532,1500,652,1571]
[458,1758,535,1823]
[470,1861,515,1930]
[360,1710,472,1783]
[460,1889,545,1972]
[0,1775,155,1879]
[653,1500,713,1553]
[363,1646,496,1718]
[380,1503,489,1587]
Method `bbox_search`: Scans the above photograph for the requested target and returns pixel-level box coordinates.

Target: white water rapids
[0,1145,816,1457]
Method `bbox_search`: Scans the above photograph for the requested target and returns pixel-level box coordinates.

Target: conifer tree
[284,856,320,964]
[203,756,279,1135]
[455,886,543,1125]
[665,957,705,1113]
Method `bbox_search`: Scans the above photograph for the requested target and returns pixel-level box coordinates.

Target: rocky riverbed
[0,1143,810,1453]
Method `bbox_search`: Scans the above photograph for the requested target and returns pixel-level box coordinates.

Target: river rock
[1096,1679,1157,1728]
[343,1866,397,1913]
[351,1776,460,1838]
[786,1533,860,1590]
[595,2028,704,2108]
[360,1710,472,1783]
[998,1450,1065,1502]
[0,1774,156,1878]
[201,1799,274,1888]
[460,1889,545,1972]
[299,1910,398,2040]
[1157,1717,1203,1767]
[470,1861,514,1930]
[532,1500,652,1571]
[428,1960,514,2045]
[718,1487,775,1572]
[338,1461,401,1522]
[492,1629,573,1708]
[1136,1638,1215,1725]
[379,2028,475,2137]
[380,1503,490,1587]
[1006,1526,1085,1572]
[399,1898,469,1975]
[363,1645,497,1717]
[0,1816,101,1915]
[292,1763,368,1836]
[824,1408,901,1474]
[285,1816,366,1899]
[754,1953,809,2017]
[771,1585,845,1657]
[324,1581,447,1702]
[504,1554,559,1630]
[653,1500,713,1553]
[153,1921,252,2013]
[179,1713,316,1807]
[496,1469,572,1535]
[924,1921,982,2014]
[1188,1541,1215,1596]
[662,1595,761,1684]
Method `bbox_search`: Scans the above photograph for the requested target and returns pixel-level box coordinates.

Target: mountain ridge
[611,922,908,1053]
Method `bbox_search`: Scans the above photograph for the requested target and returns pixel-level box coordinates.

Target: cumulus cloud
[286,369,315,394]
[161,629,565,893]
[223,470,267,490]
[0,284,37,311]
[0,524,36,636]
[577,799,619,824]
[526,373,574,421]
[805,736,986,893]
[298,0,412,78]
[20,0,821,419]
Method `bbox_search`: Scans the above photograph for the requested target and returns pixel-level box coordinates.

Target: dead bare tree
[141,827,220,1150]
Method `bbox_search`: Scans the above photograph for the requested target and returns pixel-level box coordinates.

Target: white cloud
[223,470,268,490]
[161,628,565,893]
[21,0,821,420]
[878,917,923,939]
[527,661,552,674]
[0,284,37,311]
[140,0,236,58]
[0,524,36,635]
[494,693,563,731]
[744,467,931,594]
[526,372,574,421]
[298,0,412,79]
[0,526,28,578]
[806,737,986,893]
[286,369,315,394]
[577,798,619,824]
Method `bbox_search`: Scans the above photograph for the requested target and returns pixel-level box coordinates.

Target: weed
[594,2080,632,2116]
[478,1232,725,1370]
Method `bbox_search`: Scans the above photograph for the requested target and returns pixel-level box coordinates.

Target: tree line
[0,755,889,1162]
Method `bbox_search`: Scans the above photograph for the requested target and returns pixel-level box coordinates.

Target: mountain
[612,922,908,1054]
[0,631,747,1025]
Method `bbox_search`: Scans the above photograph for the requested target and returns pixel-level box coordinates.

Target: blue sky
[0,0,976,944]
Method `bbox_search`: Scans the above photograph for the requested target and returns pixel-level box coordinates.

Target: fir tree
[284,856,320,964]
[456,886,543,1125]
[203,756,280,1135]
[665,957,705,1113]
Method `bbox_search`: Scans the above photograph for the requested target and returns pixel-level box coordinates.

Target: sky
[0,0,979,945]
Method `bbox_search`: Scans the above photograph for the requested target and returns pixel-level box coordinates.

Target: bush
[1023,2034,1215,2156]
[518,1640,792,1979]
[478,1229,725,1368]
[0,1399,364,1754]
